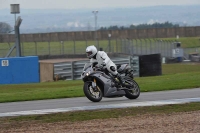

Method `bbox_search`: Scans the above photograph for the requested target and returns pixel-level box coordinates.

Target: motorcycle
[81,62,140,102]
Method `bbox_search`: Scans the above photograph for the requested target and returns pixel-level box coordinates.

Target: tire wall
[139,54,162,77]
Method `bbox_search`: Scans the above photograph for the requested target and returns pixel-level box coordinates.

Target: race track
[0,88,200,117]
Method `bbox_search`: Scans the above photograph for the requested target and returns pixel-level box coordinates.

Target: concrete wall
[40,62,54,82]
[1,26,200,43]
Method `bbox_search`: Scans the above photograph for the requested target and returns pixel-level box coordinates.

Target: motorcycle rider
[86,45,125,87]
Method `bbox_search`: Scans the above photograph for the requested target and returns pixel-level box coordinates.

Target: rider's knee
[109,66,117,75]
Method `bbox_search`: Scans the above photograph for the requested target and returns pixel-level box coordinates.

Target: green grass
[0,80,83,103]
[0,102,199,124]
[162,63,200,75]
[0,64,200,103]
[138,72,200,92]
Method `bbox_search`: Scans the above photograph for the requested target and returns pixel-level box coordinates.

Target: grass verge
[0,71,200,103]
[0,102,199,124]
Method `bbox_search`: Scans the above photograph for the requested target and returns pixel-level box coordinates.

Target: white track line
[0,97,200,117]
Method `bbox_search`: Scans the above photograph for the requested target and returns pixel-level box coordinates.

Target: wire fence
[0,39,200,59]
[116,39,200,60]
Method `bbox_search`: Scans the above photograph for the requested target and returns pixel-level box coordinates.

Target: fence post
[164,40,168,57]
[60,41,62,55]
[135,39,138,55]
[149,39,152,54]
[121,39,123,53]
[166,40,170,57]
[131,39,134,55]
[154,39,157,54]
[73,40,76,54]
[156,39,159,54]
[129,39,132,55]
[61,41,64,55]
[160,40,163,56]
[97,38,99,50]
[48,41,50,55]
[85,39,87,48]
[34,41,37,55]
[153,39,156,54]
[125,38,130,54]
[125,39,127,54]
[158,40,160,55]
[71,61,74,80]
[144,39,148,55]
[139,39,142,55]
[108,37,111,52]
[7,42,11,49]
[170,40,174,57]
[116,39,118,53]
[21,42,24,56]
[163,40,166,57]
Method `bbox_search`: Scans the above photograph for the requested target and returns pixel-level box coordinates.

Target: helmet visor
[86,51,93,57]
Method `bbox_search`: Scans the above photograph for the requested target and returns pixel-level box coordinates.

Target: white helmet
[86,45,97,59]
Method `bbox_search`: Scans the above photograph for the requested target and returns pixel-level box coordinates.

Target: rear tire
[125,79,140,99]
[83,82,103,102]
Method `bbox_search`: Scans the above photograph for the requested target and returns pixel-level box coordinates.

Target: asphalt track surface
[0,88,200,115]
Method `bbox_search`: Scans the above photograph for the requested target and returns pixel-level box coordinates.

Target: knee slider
[110,66,116,72]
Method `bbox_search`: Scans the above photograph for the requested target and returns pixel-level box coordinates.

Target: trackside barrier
[0,56,39,84]
[53,57,139,81]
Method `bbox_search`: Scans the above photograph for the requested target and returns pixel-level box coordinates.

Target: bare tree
[0,22,12,33]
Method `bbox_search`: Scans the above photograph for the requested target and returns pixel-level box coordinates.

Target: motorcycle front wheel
[124,79,140,99]
[83,82,103,102]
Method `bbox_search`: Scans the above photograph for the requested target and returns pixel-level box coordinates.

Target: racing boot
[116,73,126,87]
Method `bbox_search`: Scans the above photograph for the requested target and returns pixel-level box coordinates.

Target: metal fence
[117,39,200,60]
[54,57,139,80]
[0,39,199,60]
[0,40,113,57]
[117,39,174,57]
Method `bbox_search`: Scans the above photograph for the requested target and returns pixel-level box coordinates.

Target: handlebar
[93,66,103,71]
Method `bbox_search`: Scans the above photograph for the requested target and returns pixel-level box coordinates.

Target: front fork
[92,78,100,92]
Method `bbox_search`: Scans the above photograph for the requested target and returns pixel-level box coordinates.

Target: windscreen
[83,62,92,71]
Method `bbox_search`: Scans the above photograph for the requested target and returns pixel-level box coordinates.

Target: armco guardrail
[54,57,139,80]
[130,56,140,77]
[54,62,73,80]
[190,55,200,62]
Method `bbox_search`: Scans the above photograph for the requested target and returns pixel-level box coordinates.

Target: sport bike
[81,62,140,102]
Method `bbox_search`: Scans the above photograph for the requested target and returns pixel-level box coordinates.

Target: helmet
[86,45,97,59]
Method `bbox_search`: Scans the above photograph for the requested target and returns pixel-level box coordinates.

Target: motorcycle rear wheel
[83,82,103,102]
[124,79,140,99]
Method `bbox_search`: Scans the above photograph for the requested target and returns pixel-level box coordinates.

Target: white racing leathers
[90,51,118,75]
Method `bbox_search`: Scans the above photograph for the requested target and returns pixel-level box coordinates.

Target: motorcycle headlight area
[86,71,91,76]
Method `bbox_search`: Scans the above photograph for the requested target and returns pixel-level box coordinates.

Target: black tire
[124,79,140,99]
[83,82,103,102]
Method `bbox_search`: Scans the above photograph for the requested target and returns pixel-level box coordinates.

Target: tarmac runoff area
[0,97,200,117]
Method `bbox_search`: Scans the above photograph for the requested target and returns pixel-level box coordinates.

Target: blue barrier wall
[0,56,39,84]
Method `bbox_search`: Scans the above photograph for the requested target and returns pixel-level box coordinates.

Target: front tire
[125,79,140,99]
[83,82,103,102]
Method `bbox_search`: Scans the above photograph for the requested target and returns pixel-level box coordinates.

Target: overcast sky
[0,0,200,9]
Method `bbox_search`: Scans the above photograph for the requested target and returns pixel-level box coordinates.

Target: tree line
[0,21,179,34]
[99,21,180,31]
[0,22,12,33]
